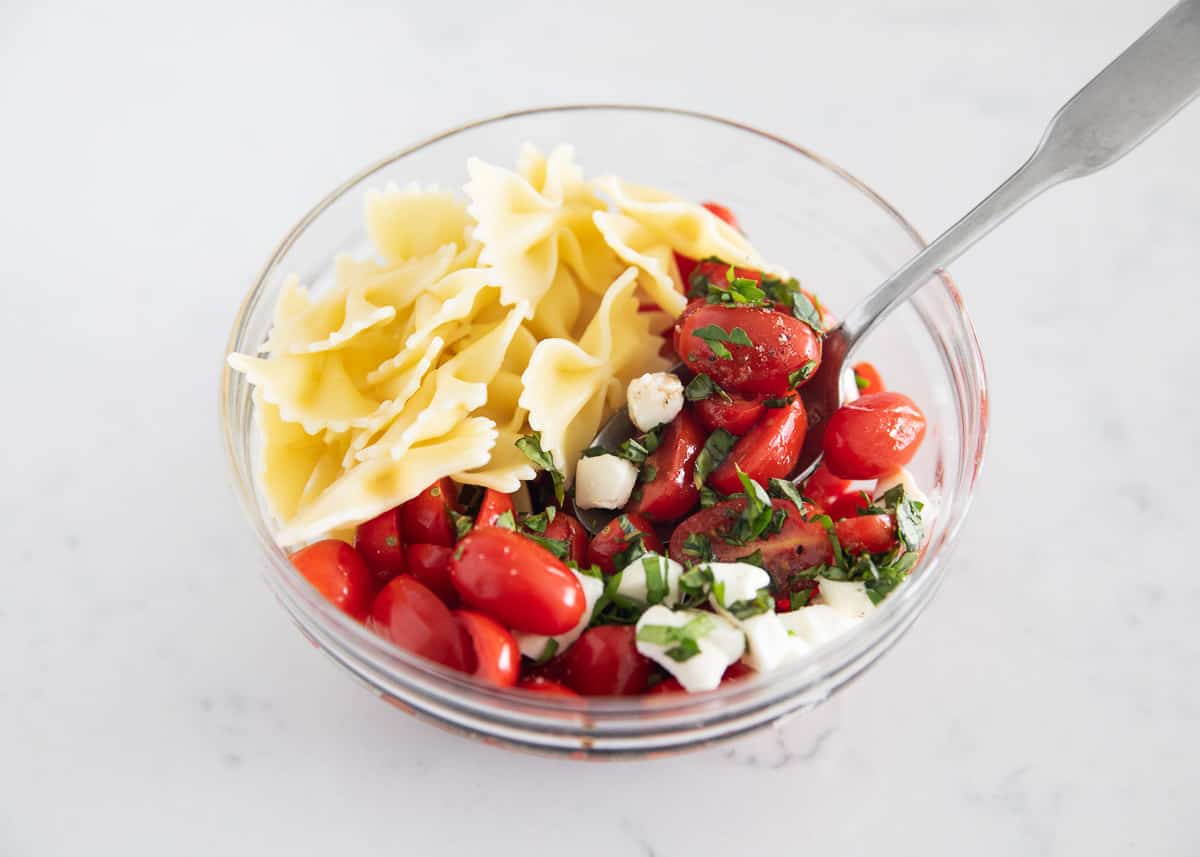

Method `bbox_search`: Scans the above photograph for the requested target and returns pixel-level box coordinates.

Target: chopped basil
[515,432,565,505]
[521,506,557,534]
[768,477,807,513]
[699,485,723,508]
[581,445,608,458]
[681,532,714,563]
[611,515,649,570]
[614,435,652,465]
[684,372,732,403]
[788,360,818,387]
[788,588,815,609]
[524,532,570,560]
[728,589,773,620]
[805,510,845,568]
[722,468,779,545]
[855,372,871,390]
[493,510,517,531]
[693,428,737,490]
[589,571,644,626]
[789,291,824,333]
[878,484,926,553]
[677,565,715,609]
[762,395,795,408]
[640,464,658,484]
[642,555,670,605]
[735,549,765,568]
[692,324,753,360]
[698,264,767,306]
[449,510,474,540]
[534,638,559,666]
[637,614,716,662]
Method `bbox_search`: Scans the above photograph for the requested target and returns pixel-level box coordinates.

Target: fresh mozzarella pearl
[816,578,876,619]
[779,604,861,648]
[514,570,604,661]
[574,454,639,510]
[626,372,685,432]
[615,552,685,606]
[704,562,771,608]
[739,612,810,672]
[635,605,745,692]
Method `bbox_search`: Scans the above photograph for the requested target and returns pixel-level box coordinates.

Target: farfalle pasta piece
[276,417,499,546]
[519,267,671,476]
[594,175,784,277]
[255,393,351,524]
[465,145,621,309]
[592,210,688,317]
[365,183,473,263]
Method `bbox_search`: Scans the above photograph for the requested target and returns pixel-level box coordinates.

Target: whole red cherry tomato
[450,527,585,635]
[355,507,406,584]
[475,488,515,529]
[453,610,519,687]
[561,625,652,696]
[585,513,664,574]
[823,392,927,479]
[669,498,832,584]
[708,397,808,495]
[516,675,580,698]
[369,576,470,670]
[852,361,886,394]
[543,511,589,565]
[676,304,821,396]
[835,514,898,556]
[802,464,871,520]
[289,539,374,620]
[405,543,458,607]
[702,201,741,231]
[402,478,460,547]
[692,392,766,436]
[628,409,706,523]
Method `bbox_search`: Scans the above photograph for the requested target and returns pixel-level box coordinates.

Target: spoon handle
[840,0,1200,346]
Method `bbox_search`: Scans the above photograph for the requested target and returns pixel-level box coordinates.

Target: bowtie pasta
[228,145,773,546]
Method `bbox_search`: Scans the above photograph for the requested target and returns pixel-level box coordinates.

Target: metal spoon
[579,0,1200,534]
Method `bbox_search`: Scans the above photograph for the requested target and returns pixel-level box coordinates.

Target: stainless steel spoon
[579,0,1200,534]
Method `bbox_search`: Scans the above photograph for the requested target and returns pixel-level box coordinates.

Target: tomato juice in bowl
[221,106,987,757]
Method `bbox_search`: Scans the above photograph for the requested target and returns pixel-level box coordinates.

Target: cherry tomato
[708,397,808,495]
[355,507,406,584]
[561,626,652,696]
[683,260,765,302]
[671,297,708,355]
[676,304,821,396]
[453,610,519,687]
[692,392,766,436]
[369,576,470,670]
[823,392,927,479]
[628,409,707,523]
[802,464,871,521]
[289,539,374,620]
[450,527,585,635]
[475,488,515,529]
[702,201,742,231]
[543,511,589,565]
[835,514,897,556]
[516,676,579,698]
[852,361,886,394]
[405,543,458,607]
[669,498,832,585]
[402,479,460,547]
[585,513,665,574]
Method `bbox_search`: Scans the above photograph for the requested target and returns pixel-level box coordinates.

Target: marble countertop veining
[2,1,1198,854]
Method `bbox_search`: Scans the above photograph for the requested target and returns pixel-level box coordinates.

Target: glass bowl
[221,105,988,758]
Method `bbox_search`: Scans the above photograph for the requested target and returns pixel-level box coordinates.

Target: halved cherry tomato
[708,396,808,495]
[475,488,515,529]
[628,409,706,523]
[289,539,374,620]
[676,304,821,396]
[669,498,832,585]
[402,478,460,547]
[823,392,927,479]
[643,661,754,695]
[561,625,652,696]
[454,610,519,687]
[835,514,897,556]
[683,260,764,302]
[355,507,406,584]
[585,513,665,574]
[543,511,588,565]
[369,576,470,670]
[692,392,766,436]
[802,464,871,521]
[516,676,579,698]
[702,201,741,231]
[405,543,458,607]
[450,527,585,635]
[852,361,886,394]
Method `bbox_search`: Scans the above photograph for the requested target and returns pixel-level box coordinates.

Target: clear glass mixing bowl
[221,105,988,758]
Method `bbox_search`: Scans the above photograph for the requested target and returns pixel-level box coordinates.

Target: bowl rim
[220,103,989,752]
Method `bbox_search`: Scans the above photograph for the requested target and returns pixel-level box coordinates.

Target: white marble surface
[3,1,1199,854]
